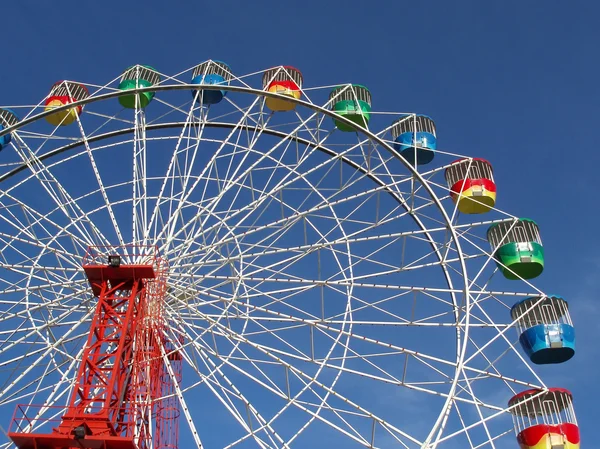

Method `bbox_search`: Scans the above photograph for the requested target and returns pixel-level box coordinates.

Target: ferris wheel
[0,62,580,449]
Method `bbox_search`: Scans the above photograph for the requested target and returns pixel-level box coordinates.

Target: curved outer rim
[0,82,472,447]
[12,121,455,447]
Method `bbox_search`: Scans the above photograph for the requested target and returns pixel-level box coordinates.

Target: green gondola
[118,65,160,109]
[487,218,544,280]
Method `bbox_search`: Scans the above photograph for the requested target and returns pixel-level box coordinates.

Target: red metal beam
[8,246,176,449]
[57,278,144,437]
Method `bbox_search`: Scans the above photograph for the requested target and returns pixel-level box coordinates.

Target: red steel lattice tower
[8,246,180,449]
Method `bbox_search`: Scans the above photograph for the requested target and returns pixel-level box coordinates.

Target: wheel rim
[0,67,556,448]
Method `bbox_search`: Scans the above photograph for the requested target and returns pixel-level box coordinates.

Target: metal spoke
[0,67,567,449]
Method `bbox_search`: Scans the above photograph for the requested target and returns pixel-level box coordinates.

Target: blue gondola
[191,60,232,105]
[510,295,575,364]
[0,108,19,151]
[391,114,436,165]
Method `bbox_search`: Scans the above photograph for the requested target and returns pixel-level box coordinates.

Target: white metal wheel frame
[0,67,564,449]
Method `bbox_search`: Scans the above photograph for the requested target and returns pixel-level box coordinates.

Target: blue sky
[1,0,598,446]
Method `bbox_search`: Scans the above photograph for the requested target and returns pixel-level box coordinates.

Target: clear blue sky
[1,0,598,446]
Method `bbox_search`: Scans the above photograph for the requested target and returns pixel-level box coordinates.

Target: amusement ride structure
[0,62,579,448]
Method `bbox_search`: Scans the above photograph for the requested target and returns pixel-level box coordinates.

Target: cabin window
[192,62,208,78]
[510,390,577,429]
[215,63,232,79]
[480,161,494,180]
[52,83,69,96]
[541,303,559,325]
[331,87,349,102]
[121,66,160,85]
[193,62,232,81]
[446,160,494,186]
[50,82,89,100]
[559,301,572,325]
[562,395,576,423]
[513,224,528,243]
[392,115,435,137]
[330,86,370,105]
[357,87,371,104]
[514,298,566,328]
[263,69,275,86]
[471,161,484,179]
[488,220,541,247]
[0,110,18,127]
[264,68,301,86]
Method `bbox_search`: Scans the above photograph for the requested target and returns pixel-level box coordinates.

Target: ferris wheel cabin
[191,60,232,105]
[445,158,496,214]
[511,295,575,365]
[44,81,90,126]
[118,65,160,109]
[391,115,436,165]
[329,84,371,132]
[487,218,544,280]
[262,66,303,112]
[509,388,579,449]
[0,108,19,151]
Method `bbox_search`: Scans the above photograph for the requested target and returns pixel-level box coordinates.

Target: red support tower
[155,338,183,449]
[8,246,179,449]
